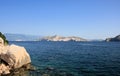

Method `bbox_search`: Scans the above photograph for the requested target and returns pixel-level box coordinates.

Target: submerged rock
[46,66,54,71]
[0,32,32,75]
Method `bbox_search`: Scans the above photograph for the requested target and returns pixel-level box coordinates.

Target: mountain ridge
[4,33,41,41]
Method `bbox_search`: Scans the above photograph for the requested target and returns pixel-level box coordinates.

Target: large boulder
[0,33,32,75]
[0,44,31,69]
[0,44,32,75]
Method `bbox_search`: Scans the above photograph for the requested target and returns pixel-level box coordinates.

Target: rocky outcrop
[0,44,31,69]
[105,35,120,42]
[0,32,32,75]
[40,35,87,42]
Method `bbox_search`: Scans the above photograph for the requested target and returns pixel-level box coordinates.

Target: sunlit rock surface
[40,35,87,42]
[0,36,31,75]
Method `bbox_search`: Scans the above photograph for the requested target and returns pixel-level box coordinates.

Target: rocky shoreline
[0,32,34,75]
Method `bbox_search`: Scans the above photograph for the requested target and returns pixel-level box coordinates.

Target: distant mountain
[105,35,120,42]
[4,33,41,41]
[39,35,87,42]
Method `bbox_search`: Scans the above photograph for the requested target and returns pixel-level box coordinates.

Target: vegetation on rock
[0,32,9,45]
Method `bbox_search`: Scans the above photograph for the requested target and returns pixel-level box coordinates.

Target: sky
[0,0,120,39]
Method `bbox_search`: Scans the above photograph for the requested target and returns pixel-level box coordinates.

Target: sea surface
[10,41,120,76]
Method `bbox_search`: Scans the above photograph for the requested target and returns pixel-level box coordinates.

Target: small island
[39,35,87,42]
[105,35,120,42]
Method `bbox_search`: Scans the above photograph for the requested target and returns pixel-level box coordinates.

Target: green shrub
[0,32,9,45]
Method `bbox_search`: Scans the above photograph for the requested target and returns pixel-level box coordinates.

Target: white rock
[5,44,31,68]
[0,64,10,74]
[0,37,31,75]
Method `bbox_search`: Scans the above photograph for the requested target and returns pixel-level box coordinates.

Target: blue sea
[10,41,120,76]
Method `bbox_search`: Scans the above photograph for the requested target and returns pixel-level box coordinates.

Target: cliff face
[40,35,87,41]
[105,35,120,42]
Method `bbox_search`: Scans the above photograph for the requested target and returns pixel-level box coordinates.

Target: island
[39,35,87,42]
[105,35,120,42]
[0,32,34,75]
